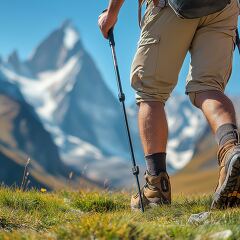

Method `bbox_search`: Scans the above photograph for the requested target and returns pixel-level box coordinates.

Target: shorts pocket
[131,35,160,92]
[141,5,163,30]
[223,37,235,86]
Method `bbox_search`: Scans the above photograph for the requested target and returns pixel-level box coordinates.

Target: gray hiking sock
[145,152,166,176]
[215,123,239,146]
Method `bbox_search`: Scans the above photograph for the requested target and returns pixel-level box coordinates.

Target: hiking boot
[211,139,240,209]
[131,171,171,210]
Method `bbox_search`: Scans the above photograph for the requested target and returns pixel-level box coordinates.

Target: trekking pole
[108,28,144,212]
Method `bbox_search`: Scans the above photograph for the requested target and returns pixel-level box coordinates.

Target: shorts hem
[135,98,167,106]
[185,85,224,95]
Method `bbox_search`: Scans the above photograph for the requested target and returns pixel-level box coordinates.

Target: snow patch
[1,55,81,122]
[64,27,79,50]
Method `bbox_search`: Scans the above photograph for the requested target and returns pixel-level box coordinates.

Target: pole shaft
[110,47,136,167]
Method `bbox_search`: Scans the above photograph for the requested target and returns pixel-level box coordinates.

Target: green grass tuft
[71,191,127,213]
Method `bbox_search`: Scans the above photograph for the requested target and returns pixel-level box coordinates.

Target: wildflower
[40,188,47,193]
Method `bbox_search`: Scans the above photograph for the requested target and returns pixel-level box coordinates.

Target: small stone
[209,230,233,239]
[188,211,210,225]
[63,198,71,204]
[194,234,202,240]
[69,209,84,215]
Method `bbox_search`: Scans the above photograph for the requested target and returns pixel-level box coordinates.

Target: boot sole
[212,153,240,209]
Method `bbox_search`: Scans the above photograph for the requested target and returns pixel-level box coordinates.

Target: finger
[98,17,104,28]
[98,10,107,19]
[103,28,109,39]
[98,18,102,26]
[104,32,108,39]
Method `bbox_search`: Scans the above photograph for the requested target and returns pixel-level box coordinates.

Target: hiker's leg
[193,90,240,209]
[137,101,168,176]
[186,0,240,209]
[138,101,168,154]
[131,6,197,176]
[130,2,199,209]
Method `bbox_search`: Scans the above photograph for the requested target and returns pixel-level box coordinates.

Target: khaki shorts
[130,0,239,105]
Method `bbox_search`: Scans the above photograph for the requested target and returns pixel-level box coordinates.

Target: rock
[68,209,84,215]
[209,230,233,239]
[188,211,210,225]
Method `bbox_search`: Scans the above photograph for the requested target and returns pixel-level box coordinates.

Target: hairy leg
[130,101,171,210]
[194,90,236,133]
[138,101,168,155]
[194,91,240,209]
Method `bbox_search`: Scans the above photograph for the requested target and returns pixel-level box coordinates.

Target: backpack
[168,0,231,19]
[138,0,240,54]
[138,0,231,23]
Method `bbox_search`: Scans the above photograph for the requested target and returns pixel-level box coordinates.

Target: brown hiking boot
[131,171,171,210]
[211,139,240,209]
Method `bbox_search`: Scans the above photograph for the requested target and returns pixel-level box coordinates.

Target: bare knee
[188,90,230,109]
[187,90,236,127]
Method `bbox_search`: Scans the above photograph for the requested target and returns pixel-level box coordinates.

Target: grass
[0,187,239,239]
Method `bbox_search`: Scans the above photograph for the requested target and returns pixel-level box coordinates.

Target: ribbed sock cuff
[145,152,166,176]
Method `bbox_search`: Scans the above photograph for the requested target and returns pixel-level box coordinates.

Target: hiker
[98,0,240,210]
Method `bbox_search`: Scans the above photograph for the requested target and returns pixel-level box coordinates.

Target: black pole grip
[108,28,115,47]
[236,28,240,55]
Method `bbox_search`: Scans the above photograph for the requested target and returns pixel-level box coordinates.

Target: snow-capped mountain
[0,21,132,187]
[0,20,210,188]
[26,20,81,74]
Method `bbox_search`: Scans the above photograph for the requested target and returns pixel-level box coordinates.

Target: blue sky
[0,0,239,105]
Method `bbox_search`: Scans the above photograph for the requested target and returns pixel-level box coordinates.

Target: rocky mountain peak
[26,20,82,75]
